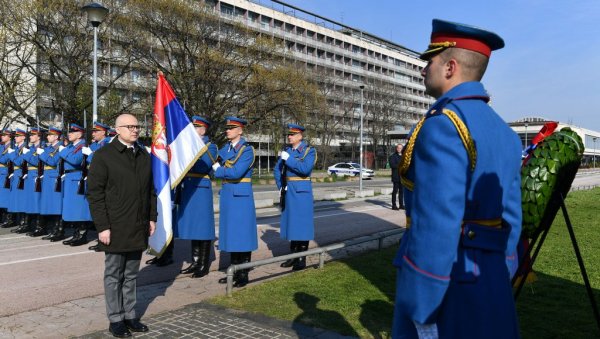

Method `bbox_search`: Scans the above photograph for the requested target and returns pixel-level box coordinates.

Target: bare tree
[0,0,140,129]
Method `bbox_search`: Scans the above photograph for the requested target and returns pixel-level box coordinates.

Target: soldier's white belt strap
[223,178,252,183]
[0,164,5,167]
[44,166,57,170]
[287,177,311,181]
[27,167,38,170]
[405,217,502,229]
[186,173,210,179]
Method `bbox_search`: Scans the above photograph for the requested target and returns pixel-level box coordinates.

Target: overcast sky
[271,0,600,131]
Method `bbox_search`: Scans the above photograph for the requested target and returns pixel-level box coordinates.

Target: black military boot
[234,252,251,287]
[219,252,239,284]
[0,212,16,228]
[280,241,299,268]
[13,213,32,233]
[63,223,80,245]
[192,240,212,278]
[180,240,201,274]
[42,217,58,240]
[49,219,66,242]
[292,241,309,271]
[69,223,89,246]
[29,215,47,237]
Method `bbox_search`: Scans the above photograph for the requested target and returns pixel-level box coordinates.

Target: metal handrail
[225,228,404,296]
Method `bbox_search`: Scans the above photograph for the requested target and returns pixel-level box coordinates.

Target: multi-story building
[205,0,433,168]
[3,0,434,169]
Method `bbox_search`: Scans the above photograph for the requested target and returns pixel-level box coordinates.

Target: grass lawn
[209,188,600,338]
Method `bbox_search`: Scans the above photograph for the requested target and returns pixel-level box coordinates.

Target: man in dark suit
[389,144,404,210]
[87,113,157,338]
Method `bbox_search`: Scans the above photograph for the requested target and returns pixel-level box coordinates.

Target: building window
[220,3,233,16]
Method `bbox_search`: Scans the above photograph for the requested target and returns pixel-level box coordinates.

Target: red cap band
[431,33,492,57]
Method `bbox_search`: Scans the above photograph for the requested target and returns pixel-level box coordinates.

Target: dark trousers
[392,181,404,208]
[104,251,142,323]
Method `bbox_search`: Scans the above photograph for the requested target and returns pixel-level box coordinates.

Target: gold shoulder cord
[399,109,476,191]
[224,145,247,168]
[300,146,318,166]
[204,142,217,164]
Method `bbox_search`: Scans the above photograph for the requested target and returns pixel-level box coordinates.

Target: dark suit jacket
[87,138,157,252]
[389,152,402,182]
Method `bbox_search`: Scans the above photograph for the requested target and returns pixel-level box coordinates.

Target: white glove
[212,162,221,171]
[145,146,151,153]
[7,148,14,154]
[22,147,30,154]
[281,151,290,161]
[58,145,65,152]
[82,147,92,156]
[414,322,439,339]
[36,148,45,155]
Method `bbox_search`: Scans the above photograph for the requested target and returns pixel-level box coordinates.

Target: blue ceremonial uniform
[87,136,111,163]
[174,137,218,240]
[0,144,10,208]
[38,143,63,215]
[392,82,522,338]
[274,140,316,241]
[58,140,91,222]
[213,138,257,252]
[22,144,42,214]
[7,143,27,213]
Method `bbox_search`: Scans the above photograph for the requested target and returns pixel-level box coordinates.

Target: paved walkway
[0,193,404,339]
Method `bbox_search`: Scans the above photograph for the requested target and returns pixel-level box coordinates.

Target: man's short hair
[440,48,489,81]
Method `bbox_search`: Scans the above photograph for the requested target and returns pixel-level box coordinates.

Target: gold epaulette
[399,108,476,191]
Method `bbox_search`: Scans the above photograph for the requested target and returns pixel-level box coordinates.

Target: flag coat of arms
[149,73,206,256]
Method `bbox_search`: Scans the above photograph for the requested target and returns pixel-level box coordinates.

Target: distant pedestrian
[274,123,317,271]
[389,144,404,210]
[87,113,156,338]
[392,19,522,338]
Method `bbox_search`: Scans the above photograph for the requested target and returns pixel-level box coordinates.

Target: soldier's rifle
[279,148,287,211]
[34,125,44,192]
[4,160,13,189]
[55,113,66,192]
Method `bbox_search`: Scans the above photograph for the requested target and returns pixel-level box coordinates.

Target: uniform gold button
[467,230,476,239]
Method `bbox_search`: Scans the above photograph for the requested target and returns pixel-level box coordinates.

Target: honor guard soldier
[175,116,218,278]
[59,123,93,246]
[274,124,316,271]
[392,19,522,338]
[22,127,45,236]
[84,121,112,164]
[0,129,13,227]
[213,116,257,287]
[84,121,112,251]
[7,128,29,232]
[38,127,67,241]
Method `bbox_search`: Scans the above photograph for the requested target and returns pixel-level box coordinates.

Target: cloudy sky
[271,0,600,131]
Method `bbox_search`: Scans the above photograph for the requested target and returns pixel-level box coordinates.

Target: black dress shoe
[124,318,149,332]
[88,243,101,251]
[392,206,400,210]
[109,321,131,338]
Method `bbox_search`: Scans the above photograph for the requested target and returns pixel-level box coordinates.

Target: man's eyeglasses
[118,125,141,132]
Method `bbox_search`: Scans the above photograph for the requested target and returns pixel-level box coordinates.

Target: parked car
[327,162,375,179]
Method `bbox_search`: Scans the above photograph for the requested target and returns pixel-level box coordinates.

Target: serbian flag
[149,73,206,256]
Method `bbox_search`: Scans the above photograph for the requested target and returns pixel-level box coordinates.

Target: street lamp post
[82,2,109,125]
[359,85,364,195]
[593,137,597,168]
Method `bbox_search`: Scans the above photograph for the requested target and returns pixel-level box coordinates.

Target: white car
[327,162,375,179]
